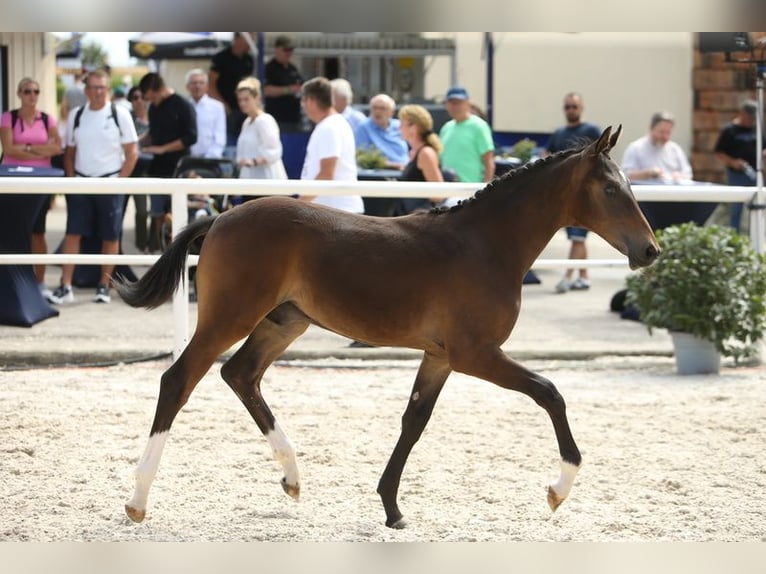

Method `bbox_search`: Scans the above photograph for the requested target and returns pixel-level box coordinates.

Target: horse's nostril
[646,244,660,260]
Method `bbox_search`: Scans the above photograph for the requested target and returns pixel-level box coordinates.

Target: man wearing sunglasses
[264,35,304,132]
[544,92,602,294]
[50,70,138,305]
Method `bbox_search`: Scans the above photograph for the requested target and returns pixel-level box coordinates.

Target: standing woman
[0,77,62,300]
[126,86,154,252]
[236,77,287,187]
[397,104,453,213]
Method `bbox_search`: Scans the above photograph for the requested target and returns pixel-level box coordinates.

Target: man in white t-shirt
[299,76,363,214]
[49,69,138,305]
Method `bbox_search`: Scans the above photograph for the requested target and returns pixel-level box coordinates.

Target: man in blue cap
[438,85,495,184]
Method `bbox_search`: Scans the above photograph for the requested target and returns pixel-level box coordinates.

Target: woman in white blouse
[235,77,288,180]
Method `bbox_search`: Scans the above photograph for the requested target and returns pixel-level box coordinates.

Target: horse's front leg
[377,352,452,528]
[449,345,582,512]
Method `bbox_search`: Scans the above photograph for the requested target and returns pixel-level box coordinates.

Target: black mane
[431,146,581,214]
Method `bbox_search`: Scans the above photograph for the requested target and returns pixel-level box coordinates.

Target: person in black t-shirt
[209,33,254,149]
[714,99,766,232]
[138,72,197,249]
[263,35,304,132]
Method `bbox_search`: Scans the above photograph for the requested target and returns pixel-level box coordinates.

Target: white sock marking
[126,431,169,513]
[266,421,299,488]
[550,459,580,499]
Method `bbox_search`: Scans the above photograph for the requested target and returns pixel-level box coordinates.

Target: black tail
[114,216,216,309]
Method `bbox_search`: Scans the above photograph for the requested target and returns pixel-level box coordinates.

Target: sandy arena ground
[1,355,765,542]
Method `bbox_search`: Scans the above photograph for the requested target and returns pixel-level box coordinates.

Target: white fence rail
[0,178,759,357]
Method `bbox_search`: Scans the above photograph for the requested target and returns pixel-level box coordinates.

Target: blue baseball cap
[445,86,469,101]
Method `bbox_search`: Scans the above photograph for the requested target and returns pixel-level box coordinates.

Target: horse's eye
[604,184,617,196]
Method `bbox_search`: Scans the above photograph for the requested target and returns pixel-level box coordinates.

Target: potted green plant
[626,222,766,374]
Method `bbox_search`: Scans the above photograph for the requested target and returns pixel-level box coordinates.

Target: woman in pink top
[0,77,61,167]
[0,77,62,299]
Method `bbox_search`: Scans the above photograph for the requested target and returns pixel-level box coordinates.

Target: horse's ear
[592,126,613,155]
[608,124,622,149]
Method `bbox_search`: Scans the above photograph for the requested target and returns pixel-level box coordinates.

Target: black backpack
[10,108,50,133]
[72,102,122,136]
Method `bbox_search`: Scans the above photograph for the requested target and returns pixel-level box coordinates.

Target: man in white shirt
[299,76,363,214]
[621,111,693,183]
[186,68,226,159]
[50,69,139,305]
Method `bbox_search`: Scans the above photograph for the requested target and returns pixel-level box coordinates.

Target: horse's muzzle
[629,242,660,270]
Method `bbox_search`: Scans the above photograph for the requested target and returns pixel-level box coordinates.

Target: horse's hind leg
[449,346,581,512]
[219,303,310,501]
[377,352,451,528]
[125,326,251,523]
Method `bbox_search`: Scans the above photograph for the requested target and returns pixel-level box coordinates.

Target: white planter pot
[669,331,721,375]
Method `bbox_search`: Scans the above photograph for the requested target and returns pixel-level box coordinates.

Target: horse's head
[570,125,659,269]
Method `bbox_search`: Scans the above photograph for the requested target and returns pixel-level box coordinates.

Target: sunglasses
[564,104,579,110]
[22,89,40,95]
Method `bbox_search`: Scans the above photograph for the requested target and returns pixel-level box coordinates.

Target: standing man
[209,32,254,156]
[354,93,409,169]
[714,99,766,232]
[138,72,197,250]
[186,68,226,159]
[622,111,693,183]
[299,76,362,214]
[545,92,602,294]
[50,69,138,305]
[264,35,304,132]
[439,85,495,184]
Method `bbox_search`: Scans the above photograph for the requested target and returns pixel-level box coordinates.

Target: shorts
[150,194,171,217]
[65,193,126,240]
[566,226,588,242]
[32,194,51,234]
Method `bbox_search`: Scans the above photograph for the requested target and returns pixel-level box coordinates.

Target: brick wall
[692,32,766,183]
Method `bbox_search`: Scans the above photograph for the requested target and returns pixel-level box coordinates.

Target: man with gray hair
[330,78,365,132]
[354,93,408,168]
[186,68,226,159]
[621,111,692,182]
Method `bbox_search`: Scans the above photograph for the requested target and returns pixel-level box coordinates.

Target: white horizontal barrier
[0,176,758,201]
[0,177,760,358]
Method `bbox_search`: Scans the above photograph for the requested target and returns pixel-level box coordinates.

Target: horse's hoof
[125,504,146,523]
[547,485,565,512]
[281,476,300,500]
[387,518,407,529]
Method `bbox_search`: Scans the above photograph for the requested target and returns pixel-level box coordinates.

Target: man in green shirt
[439,86,495,183]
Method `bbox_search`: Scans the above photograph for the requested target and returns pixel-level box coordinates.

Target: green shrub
[356,146,388,169]
[626,223,766,363]
[506,138,537,163]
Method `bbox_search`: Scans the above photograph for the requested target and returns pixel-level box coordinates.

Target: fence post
[171,189,189,360]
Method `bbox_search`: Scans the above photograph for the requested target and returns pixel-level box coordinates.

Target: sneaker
[571,277,591,290]
[49,284,74,305]
[555,278,571,294]
[94,284,111,303]
[39,283,54,302]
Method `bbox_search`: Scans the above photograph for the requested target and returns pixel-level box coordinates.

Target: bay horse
[116,125,659,528]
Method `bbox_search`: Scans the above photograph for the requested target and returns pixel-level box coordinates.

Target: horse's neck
[462,163,576,272]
